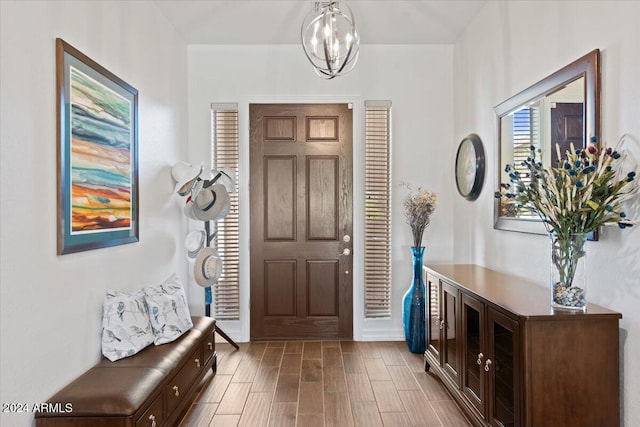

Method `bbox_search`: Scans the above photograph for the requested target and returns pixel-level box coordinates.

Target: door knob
[339,248,351,256]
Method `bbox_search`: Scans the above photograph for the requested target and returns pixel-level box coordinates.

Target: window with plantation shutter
[364,101,392,318]
[512,106,540,217]
[211,103,239,320]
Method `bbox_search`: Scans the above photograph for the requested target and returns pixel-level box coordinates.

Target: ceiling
[153,0,488,45]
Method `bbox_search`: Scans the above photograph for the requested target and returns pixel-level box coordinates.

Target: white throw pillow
[143,274,193,345]
[101,290,154,362]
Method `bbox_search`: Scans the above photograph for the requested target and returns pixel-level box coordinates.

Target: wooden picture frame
[56,38,139,254]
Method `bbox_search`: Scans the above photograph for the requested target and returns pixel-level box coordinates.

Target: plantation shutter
[211,103,239,320]
[364,100,392,318]
[512,107,539,217]
[512,107,540,185]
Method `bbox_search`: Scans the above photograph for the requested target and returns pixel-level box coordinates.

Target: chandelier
[301,1,360,79]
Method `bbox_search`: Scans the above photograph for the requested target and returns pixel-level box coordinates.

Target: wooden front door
[551,102,583,165]
[249,103,353,340]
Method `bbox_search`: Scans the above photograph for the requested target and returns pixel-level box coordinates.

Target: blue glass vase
[402,246,426,353]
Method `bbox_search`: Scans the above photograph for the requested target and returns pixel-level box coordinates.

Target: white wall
[0,1,188,425]
[188,44,455,341]
[453,1,640,425]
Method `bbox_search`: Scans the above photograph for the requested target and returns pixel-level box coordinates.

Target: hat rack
[173,161,239,349]
[204,219,239,349]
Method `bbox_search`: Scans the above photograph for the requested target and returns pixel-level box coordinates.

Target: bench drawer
[136,393,164,427]
[165,346,203,414]
[203,330,215,364]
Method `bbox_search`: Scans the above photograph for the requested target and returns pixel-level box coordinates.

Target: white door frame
[219,95,365,343]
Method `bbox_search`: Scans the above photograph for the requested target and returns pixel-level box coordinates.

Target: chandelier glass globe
[301,1,360,79]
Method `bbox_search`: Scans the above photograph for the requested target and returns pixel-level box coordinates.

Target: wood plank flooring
[180,341,470,427]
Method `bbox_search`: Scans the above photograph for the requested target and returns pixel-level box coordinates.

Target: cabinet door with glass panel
[461,291,520,427]
[441,281,461,387]
[425,276,461,387]
[426,272,442,363]
[487,308,520,427]
[462,293,486,418]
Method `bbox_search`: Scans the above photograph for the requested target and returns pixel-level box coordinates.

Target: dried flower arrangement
[496,135,638,308]
[403,185,437,247]
[497,136,638,234]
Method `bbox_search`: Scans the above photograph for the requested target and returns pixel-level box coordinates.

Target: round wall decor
[455,133,485,201]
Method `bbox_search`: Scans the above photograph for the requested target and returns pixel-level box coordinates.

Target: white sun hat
[194,247,223,287]
[171,161,203,196]
[184,183,230,222]
[184,229,206,259]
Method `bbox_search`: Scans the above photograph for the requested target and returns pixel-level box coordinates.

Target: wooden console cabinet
[424,264,621,427]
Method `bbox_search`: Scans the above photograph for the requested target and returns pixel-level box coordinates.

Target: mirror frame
[494,49,601,235]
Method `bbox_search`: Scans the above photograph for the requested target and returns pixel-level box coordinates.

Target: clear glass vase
[550,233,587,310]
[402,246,426,353]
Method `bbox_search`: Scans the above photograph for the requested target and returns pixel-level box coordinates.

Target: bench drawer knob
[208,342,213,350]
[195,358,201,368]
[149,414,157,427]
[173,385,179,396]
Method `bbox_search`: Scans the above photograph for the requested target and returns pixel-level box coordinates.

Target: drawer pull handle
[484,359,492,372]
[195,358,201,368]
[439,319,444,330]
[208,342,213,350]
[149,414,157,427]
[476,353,484,365]
[173,385,180,396]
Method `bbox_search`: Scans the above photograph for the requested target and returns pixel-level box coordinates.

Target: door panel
[264,116,296,141]
[250,103,353,340]
[264,260,296,316]
[307,260,339,316]
[264,156,296,241]
[306,116,338,140]
[307,156,338,240]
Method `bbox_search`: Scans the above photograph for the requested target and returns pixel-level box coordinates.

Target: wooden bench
[35,316,216,427]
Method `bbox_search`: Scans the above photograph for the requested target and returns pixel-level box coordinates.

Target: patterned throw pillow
[143,274,193,345]
[101,290,155,362]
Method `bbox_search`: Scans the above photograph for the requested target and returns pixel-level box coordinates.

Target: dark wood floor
[180,340,470,427]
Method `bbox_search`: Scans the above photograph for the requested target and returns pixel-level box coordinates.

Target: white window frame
[210,103,240,320]
[364,100,392,319]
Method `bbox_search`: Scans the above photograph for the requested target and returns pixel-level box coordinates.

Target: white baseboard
[214,321,404,343]
[214,320,244,343]
[359,328,405,342]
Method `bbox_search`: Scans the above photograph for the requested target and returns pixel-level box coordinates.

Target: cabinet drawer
[136,393,164,427]
[203,330,215,364]
[165,346,203,414]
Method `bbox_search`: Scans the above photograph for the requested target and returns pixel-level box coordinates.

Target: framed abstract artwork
[56,38,139,254]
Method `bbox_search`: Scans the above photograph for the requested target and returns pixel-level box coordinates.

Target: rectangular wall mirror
[494,49,600,235]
